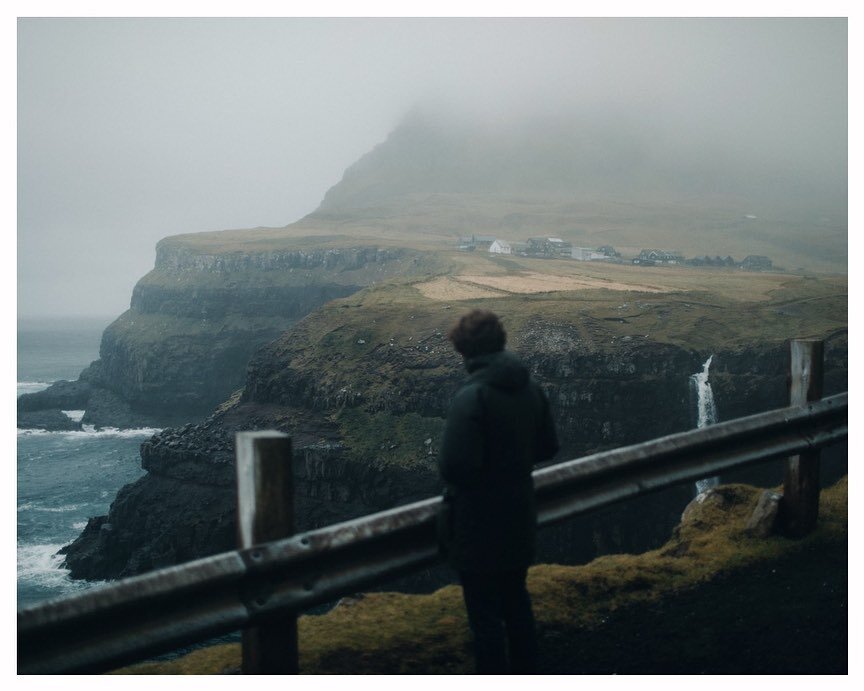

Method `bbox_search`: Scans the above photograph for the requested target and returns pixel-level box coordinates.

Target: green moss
[116,476,847,674]
[335,408,446,470]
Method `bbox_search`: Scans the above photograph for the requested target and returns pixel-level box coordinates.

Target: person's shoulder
[449,379,484,411]
[454,379,483,400]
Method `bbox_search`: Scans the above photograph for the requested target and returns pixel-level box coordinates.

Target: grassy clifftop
[118,476,847,674]
[154,192,847,275]
[241,262,845,470]
[258,255,847,364]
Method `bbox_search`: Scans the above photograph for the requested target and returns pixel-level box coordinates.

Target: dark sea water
[17,316,157,609]
[16,316,248,662]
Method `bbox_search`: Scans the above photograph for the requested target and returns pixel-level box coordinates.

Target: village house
[472,235,497,251]
[456,234,497,252]
[528,237,572,258]
[488,239,512,255]
[634,249,684,265]
[572,247,608,261]
[687,255,736,267]
[741,255,772,271]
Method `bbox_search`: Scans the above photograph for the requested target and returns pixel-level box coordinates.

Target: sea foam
[16,543,100,595]
[17,381,51,397]
[17,426,162,439]
[30,504,85,514]
[61,410,85,423]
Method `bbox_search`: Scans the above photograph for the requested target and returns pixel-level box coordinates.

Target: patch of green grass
[335,408,445,470]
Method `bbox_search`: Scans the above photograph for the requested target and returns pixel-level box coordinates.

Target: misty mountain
[317,109,846,215]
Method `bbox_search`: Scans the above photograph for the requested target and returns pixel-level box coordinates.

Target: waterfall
[692,355,719,494]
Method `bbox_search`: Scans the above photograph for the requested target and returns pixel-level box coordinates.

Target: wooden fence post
[235,431,297,674]
[783,339,824,537]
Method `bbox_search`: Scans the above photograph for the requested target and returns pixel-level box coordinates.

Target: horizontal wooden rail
[18,392,847,674]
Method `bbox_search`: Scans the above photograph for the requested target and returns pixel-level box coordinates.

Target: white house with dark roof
[572,247,607,261]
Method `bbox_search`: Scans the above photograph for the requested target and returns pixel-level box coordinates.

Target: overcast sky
[17,17,847,317]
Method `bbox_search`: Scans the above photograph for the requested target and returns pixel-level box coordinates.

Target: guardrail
[18,341,847,674]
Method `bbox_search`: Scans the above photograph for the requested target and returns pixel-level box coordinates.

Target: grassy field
[291,253,846,356]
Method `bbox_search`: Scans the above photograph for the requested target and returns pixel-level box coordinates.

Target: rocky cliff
[61,286,848,582]
[18,241,435,429]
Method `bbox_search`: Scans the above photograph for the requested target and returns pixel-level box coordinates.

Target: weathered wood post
[235,431,297,674]
[783,339,824,537]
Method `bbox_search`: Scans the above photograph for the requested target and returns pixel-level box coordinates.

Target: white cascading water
[692,355,720,494]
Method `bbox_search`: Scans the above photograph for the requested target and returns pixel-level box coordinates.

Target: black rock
[81,388,162,430]
[17,379,91,413]
[17,409,83,431]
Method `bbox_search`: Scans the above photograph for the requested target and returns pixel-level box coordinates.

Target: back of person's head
[448,309,507,359]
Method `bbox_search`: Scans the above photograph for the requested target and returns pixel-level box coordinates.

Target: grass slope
[117,476,847,674]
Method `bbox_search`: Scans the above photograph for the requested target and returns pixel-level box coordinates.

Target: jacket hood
[465,350,530,391]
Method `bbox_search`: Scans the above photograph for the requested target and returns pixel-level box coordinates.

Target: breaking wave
[16,543,97,595]
[17,503,84,514]
[17,426,162,439]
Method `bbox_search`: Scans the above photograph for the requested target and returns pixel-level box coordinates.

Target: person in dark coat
[438,309,559,674]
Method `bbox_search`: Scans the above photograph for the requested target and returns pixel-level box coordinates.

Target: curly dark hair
[447,309,507,358]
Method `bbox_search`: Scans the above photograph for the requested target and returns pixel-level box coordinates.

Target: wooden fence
[17,339,846,674]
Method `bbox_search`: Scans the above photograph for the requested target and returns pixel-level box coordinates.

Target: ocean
[17,316,158,609]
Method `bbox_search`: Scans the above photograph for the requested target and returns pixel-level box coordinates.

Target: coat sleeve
[438,385,486,487]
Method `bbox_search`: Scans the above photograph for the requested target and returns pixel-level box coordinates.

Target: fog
[17,18,847,317]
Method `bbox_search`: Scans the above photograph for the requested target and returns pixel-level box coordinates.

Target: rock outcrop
[17,409,83,432]
[17,379,90,430]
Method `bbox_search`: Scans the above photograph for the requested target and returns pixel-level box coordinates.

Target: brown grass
[116,476,847,675]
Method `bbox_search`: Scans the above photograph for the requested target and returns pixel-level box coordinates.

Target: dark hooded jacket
[438,349,559,572]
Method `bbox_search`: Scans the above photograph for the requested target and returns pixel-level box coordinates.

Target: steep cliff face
[61,293,847,582]
[711,330,848,419]
[18,242,431,428]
